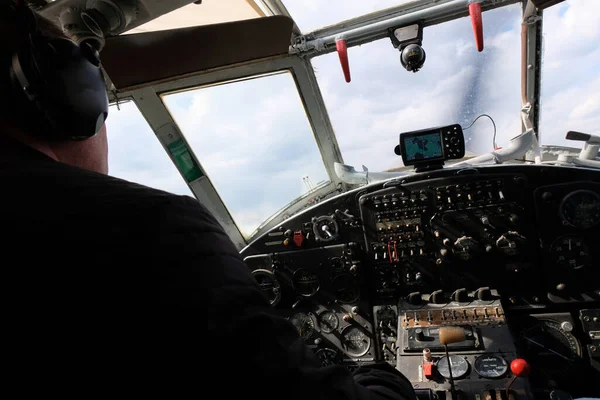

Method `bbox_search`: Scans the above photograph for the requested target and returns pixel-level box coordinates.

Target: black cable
[462,113,497,150]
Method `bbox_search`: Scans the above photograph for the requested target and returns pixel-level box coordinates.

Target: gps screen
[404,132,443,162]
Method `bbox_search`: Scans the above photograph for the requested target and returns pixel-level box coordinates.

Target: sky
[106,0,600,237]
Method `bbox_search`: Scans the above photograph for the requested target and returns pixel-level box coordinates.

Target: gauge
[331,274,360,303]
[560,190,600,229]
[315,348,339,367]
[319,311,339,334]
[550,235,592,270]
[436,355,470,379]
[341,326,371,357]
[251,269,281,306]
[312,215,339,242]
[496,231,526,256]
[330,257,346,274]
[453,236,479,261]
[289,313,315,340]
[519,319,581,378]
[293,269,320,297]
[474,355,508,378]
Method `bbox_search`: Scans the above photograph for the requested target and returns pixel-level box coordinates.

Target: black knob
[475,287,492,301]
[415,328,426,342]
[407,292,422,305]
[430,289,446,304]
[451,288,469,302]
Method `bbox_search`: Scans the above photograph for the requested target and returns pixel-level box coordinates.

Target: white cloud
[539,0,600,147]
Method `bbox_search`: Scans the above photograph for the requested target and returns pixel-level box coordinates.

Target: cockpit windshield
[310,3,522,172]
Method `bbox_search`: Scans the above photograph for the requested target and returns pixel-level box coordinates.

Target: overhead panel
[101,15,294,91]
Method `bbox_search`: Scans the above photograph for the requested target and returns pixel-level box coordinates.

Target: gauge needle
[524,337,572,361]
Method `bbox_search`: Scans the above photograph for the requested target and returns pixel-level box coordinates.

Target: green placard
[168,139,203,182]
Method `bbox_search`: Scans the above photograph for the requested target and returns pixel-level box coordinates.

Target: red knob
[510,358,530,377]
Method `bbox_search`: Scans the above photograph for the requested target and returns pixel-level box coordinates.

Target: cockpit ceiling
[126,0,264,35]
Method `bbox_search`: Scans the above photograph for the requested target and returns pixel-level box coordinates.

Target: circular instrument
[293,269,320,297]
[474,355,508,378]
[519,319,581,378]
[331,274,360,303]
[312,215,339,242]
[436,355,470,379]
[319,311,339,334]
[251,269,281,306]
[315,348,339,366]
[341,326,371,357]
[289,312,315,340]
[560,190,600,229]
[550,235,592,270]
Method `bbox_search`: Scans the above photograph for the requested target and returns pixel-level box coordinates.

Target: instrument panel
[241,165,600,399]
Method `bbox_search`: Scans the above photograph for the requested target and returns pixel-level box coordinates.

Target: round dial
[293,269,320,297]
[519,319,581,379]
[289,313,315,340]
[496,231,526,256]
[312,216,339,242]
[474,355,508,378]
[319,311,339,334]
[453,236,479,260]
[341,326,371,357]
[550,235,591,270]
[560,190,600,229]
[315,348,339,366]
[331,274,360,303]
[436,355,470,379]
[251,269,281,306]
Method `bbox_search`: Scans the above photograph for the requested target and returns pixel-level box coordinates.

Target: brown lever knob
[439,326,466,345]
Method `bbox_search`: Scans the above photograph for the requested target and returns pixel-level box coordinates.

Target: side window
[540,0,600,146]
[162,72,330,237]
[106,101,193,197]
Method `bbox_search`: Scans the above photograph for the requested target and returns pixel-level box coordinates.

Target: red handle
[510,358,530,377]
[469,2,484,52]
[336,39,351,83]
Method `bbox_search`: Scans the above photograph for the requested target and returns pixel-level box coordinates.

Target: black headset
[3,1,109,140]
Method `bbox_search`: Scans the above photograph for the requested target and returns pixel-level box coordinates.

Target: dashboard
[240,165,600,399]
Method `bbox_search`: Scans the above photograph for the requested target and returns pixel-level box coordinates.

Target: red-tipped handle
[336,39,351,83]
[469,2,484,52]
[510,358,530,377]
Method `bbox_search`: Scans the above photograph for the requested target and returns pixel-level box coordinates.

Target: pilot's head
[0,1,109,175]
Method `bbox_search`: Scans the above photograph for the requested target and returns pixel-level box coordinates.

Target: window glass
[106,101,193,197]
[539,0,600,147]
[283,0,414,32]
[311,4,522,171]
[163,72,330,237]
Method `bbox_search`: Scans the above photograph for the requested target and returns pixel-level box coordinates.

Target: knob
[481,215,490,225]
[407,292,422,305]
[509,214,519,224]
[349,264,358,274]
[510,359,530,377]
[351,306,359,315]
[415,328,426,341]
[314,338,322,345]
[451,288,469,302]
[343,314,353,322]
[284,229,293,238]
[443,238,452,246]
[430,289,446,304]
[475,287,492,300]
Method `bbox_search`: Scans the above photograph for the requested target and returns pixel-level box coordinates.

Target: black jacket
[1,137,415,399]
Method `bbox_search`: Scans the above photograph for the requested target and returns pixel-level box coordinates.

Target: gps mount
[394,124,466,173]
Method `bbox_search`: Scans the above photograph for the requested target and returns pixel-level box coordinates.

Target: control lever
[505,358,530,400]
[439,327,466,400]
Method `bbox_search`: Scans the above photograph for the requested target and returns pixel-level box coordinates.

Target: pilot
[0,2,415,398]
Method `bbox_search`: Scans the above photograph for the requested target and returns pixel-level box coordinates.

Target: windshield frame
[112,54,347,246]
